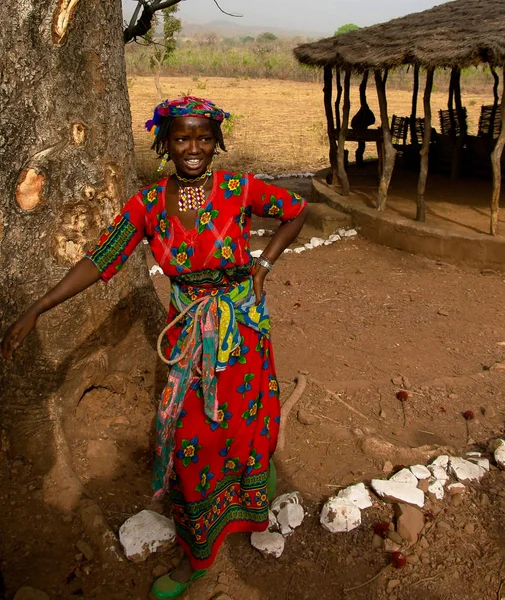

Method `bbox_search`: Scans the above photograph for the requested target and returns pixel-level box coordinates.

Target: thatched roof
[294,0,505,72]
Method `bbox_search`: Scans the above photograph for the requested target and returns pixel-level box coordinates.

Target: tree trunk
[0,0,164,551]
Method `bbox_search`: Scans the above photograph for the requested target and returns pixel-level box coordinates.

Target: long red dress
[86,171,307,569]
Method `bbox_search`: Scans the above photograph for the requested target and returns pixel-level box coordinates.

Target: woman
[1,96,308,599]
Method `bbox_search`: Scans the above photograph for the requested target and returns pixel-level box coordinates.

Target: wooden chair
[390,115,409,150]
[477,105,502,139]
[439,108,467,138]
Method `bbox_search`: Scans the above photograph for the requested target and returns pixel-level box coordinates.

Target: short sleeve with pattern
[247,176,307,223]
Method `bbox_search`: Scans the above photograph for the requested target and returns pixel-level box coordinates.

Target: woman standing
[2,96,308,599]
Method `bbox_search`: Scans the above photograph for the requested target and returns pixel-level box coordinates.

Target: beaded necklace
[174,161,213,212]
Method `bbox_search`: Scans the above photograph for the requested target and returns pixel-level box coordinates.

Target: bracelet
[256,254,274,272]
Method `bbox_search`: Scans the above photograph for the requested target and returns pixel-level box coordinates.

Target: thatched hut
[294,0,505,235]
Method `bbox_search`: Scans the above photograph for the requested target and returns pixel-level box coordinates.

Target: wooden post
[375,69,397,211]
[451,67,467,179]
[490,66,505,236]
[417,68,434,222]
[448,68,457,138]
[336,70,351,196]
[490,66,500,138]
[323,65,339,185]
[410,65,420,145]
[335,69,342,132]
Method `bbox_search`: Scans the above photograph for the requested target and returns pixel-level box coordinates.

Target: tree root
[277,374,307,452]
[44,395,124,564]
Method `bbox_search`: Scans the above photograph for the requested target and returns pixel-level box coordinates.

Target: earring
[157,152,170,173]
[213,147,219,156]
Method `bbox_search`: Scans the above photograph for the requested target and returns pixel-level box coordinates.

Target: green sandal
[150,569,207,599]
[267,458,277,502]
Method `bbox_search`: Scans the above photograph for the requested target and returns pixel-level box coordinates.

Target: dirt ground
[2,173,505,600]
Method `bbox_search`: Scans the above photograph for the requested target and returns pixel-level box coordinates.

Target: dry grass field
[128,75,495,179]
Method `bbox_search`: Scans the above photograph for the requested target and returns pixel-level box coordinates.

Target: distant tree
[334,23,361,35]
[256,32,278,42]
[145,5,182,99]
[240,35,255,43]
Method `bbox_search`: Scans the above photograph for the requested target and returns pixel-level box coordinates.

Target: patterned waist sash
[154,277,270,495]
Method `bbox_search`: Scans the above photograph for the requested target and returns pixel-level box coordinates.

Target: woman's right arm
[1,257,101,360]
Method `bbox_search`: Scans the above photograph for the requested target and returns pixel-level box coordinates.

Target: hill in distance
[181,19,332,39]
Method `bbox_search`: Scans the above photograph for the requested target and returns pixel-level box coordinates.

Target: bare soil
[2,175,505,600]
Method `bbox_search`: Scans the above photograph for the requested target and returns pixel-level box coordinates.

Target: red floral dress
[86,171,307,569]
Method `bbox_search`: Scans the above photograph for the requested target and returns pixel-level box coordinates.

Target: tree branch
[124,0,182,44]
[212,0,242,17]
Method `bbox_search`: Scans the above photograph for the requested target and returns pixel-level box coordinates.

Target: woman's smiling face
[167,117,216,178]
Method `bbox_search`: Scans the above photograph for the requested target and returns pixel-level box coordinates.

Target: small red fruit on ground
[373,523,389,539]
[390,552,407,569]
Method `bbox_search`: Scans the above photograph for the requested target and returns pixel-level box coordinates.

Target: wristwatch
[256,254,274,272]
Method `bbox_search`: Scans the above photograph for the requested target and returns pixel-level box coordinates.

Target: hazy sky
[123,0,452,35]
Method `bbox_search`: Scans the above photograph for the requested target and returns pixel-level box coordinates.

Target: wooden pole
[410,65,420,145]
[375,69,397,211]
[490,66,505,236]
[448,68,457,138]
[490,66,500,138]
[323,65,339,185]
[451,67,467,179]
[417,68,434,222]
[335,69,343,132]
[336,70,351,196]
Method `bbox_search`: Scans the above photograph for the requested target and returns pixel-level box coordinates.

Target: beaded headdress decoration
[145,96,230,212]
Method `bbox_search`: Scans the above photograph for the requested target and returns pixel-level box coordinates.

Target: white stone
[293,247,306,254]
[268,510,278,532]
[371,479,424,508]
[466,456,490,471]
[250,249,262,258]
[427,477,445,500]
[337,228,346,236]
[410,465,431,480]
[337,483,373,509]
[466,452,482,457]
[450,457,485,482]
[448,483,466,494]
[251,531,285,558]
[428,465,448,483]
[149,264,163,276]
[119,510,176,563]
[257,229,265,237]
[323,240,333,245]
[328,234,341,242]
[342,229,358,237]
[320,497,361,533]
[271,492,303,515]
[277,503,305,536]
[390,468,419,486]
[304,243,313,250]
[431,455,450,470]
[310,237,324,248]
[283,248,293,253]
[494,439,505,469]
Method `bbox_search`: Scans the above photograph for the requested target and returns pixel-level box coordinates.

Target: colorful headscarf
[145,95,230,136]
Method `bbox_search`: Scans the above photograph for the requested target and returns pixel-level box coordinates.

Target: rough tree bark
[0,0,164,557]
